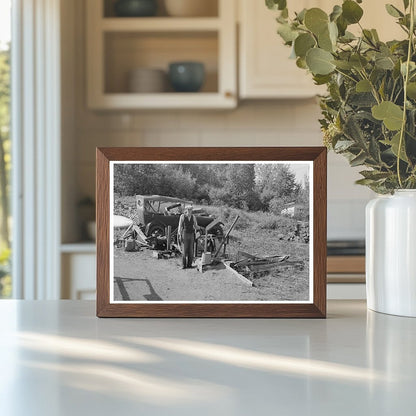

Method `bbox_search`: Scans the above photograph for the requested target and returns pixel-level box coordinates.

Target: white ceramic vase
[366,190,416,317]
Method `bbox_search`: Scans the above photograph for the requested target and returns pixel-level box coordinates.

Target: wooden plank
[166,225,171,251]
[222,260,253,287]
[214,215,239,258]
[236,250,258,260]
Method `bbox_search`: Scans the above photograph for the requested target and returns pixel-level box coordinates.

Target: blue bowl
[114,0,158,17]
[168,62,205,93]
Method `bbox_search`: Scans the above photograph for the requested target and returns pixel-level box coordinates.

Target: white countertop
[0,300,415,415]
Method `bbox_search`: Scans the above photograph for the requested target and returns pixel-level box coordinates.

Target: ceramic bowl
[128,68,167,93]
[114,0,158,17]
[168,62,205,92]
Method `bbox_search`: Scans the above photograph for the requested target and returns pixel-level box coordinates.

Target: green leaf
[350,54,368,70]
[356,79,372,92]
[334,140,355,151]
[328,21,338,44]
[276,14,287,24]
[407,82,416,99]
[306,48,335,75]
[339,31,356,43]
[375,55,395,70]
[371,29,380,42]
[318,27,334,52]
[372,101,404,131]
[378,78,386,99]
[384,132,409,162]
[294,33,316,58]
[313,74,332,85]
[344,114,367,147]
[385,4,404,18]
[342,0,364,24]
[266,0,287,11]
[330,5,342,22]
[277,23,298,43]
[350,152,367,167]
[304,8,329,35]
[296,57,308,69]
[393,60,402,79]
[360,170,391,181]
[296,8,307,23]
[333,60,353,70]
[355,178,377,186]
[336,15,348,36]
[369,136,382,163]
[363,29,376,46]
[348,92,377,107]
[403,0,410,10]
[401,61,416,76]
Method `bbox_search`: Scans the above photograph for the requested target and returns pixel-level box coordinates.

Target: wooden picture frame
[96,147,327,318]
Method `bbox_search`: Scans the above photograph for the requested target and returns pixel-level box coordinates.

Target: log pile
[277,221,309,243]
[231,251,304,280]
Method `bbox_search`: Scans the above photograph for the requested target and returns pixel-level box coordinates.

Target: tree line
[114,163,309,215]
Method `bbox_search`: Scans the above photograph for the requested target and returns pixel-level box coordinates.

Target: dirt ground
[113,246,310,302]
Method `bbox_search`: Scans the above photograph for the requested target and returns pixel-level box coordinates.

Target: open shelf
[87,0,236,109]
[101,17,221,32]
[91,93,234,109]
[103,0,219,18]
[104,31,218,94]
[61,242,96,254]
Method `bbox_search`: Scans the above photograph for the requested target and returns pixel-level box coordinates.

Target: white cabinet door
[62,253,96,300]
[238,0,404,99]
[239,0,325,99]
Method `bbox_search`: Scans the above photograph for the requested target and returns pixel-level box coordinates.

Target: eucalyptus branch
[390,79,398,101]
[359,69,381,104]
[334,68,358,84]
[397,0,415,188]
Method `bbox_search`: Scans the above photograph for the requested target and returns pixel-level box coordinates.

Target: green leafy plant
[0,247,11,298]
[266,0,416,193]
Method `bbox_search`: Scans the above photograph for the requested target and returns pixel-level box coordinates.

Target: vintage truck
[135,195,224,239]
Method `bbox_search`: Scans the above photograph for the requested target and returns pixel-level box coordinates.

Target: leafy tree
[113,163,158,196]
[0,45,10,248]
[256,164,300,208]
[297,174,310,205]
[209,164,260,209]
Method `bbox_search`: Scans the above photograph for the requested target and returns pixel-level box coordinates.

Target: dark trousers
[182,232,195,268]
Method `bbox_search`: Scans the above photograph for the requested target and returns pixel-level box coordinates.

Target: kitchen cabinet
[86,0,237,109]
[238,0,404,99]
[239,0,325,99]
[61,245,96,300]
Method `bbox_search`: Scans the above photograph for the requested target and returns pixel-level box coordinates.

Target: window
[0,0,11,298]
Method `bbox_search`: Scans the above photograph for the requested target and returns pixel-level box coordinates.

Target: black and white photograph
[110,161,313,303]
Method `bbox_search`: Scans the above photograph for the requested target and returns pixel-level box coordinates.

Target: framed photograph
[96,147,327,318]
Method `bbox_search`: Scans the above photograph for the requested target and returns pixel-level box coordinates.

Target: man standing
[178,205,199,269]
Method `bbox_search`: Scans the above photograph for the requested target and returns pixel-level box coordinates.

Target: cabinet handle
[224,91,234,99]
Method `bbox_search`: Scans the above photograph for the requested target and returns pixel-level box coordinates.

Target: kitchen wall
[62,0,374,243]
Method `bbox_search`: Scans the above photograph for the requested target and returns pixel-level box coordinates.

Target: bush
[268,197,286,216]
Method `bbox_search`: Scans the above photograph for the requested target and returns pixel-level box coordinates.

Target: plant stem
[397,0,415,188]
[334,68,358,84]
